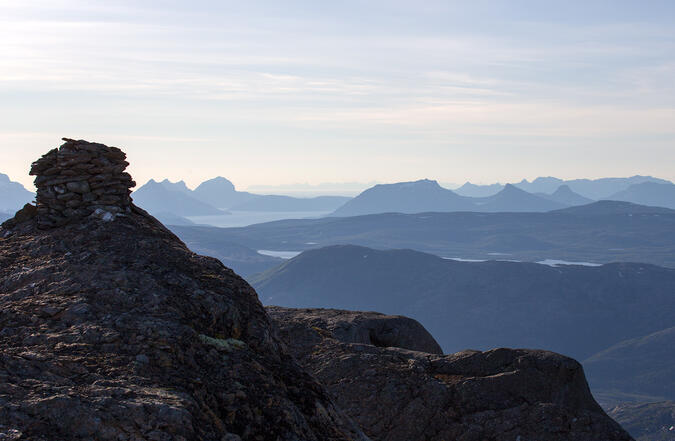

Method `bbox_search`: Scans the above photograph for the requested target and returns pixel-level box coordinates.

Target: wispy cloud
[1,0,674,186]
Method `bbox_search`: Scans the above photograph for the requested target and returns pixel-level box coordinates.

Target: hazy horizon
[2,1,674,190]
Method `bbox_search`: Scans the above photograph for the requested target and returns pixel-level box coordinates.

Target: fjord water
[187,210,332,228]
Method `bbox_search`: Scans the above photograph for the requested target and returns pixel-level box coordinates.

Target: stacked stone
[30,138,136,228]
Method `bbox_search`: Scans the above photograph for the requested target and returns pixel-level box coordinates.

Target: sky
[1,0,674,191]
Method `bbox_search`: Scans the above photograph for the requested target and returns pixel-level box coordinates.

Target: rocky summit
[268,306,634,441]
[0,140,366,441]
[0,138,635,441]
[265,307,444,355]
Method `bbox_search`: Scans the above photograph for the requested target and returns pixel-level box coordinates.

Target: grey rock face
[269,307,634,441]
[267,306,443,354]
[0,141,367,441]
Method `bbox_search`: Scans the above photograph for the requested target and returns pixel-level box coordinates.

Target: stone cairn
[30,138,136,228]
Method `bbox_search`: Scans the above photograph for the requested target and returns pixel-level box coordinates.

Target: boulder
[269,307,634,441]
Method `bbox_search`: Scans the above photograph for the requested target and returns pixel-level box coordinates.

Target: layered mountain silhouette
[136,176,351,214]
[331,179,473,216]
[454,181,504,197]
[0,173,34,211]
[608,182,675,209]
[514,175,670,200]
[471,183,566,211]
[455,175,672,203]
[156,178,193,195]
[331,179,569,216]
[252,245,675,362]
[192,176,256,208]
[172,200,675,269]
[132,179,225,216]
[122,174,675,219]
[537,184,593,206]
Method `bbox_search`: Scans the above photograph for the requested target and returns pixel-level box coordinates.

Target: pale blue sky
[1,0,674,190]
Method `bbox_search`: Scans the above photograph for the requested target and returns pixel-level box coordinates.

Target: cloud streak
[1,0,674,187]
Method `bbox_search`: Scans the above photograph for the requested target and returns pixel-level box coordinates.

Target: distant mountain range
[454,182,504,197]
[132,179,226,217]
[333,176,674,216]
[471,183,566,212]
[251,244,675,359]
[126,174,675,219]
[332,180,571,216]
[171,201,675,269]
[0,173,34,212]
[456,175,671,198]
[4,170,672,219]
[131,176,351,218]
[192,177,256,208]
[607,181,675,210]
[517,175,672,199]
[332,179,473,216]
[536,184,594,206]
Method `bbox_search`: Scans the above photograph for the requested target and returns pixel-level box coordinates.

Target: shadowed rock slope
[607,401,675,441]
[268,307,633,441]
[0,139,366,441]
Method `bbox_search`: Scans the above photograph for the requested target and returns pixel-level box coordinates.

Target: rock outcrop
[0,140,367,441]
[269,306,634,441]
[266,307,443,354]
[29,138,135,228]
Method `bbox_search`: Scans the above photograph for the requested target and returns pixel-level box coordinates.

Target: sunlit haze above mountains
[2,0,674,190]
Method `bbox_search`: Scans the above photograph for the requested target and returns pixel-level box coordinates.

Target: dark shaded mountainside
[170,200,675,275]
[254,245,675,438]
[607,402,675,441]
[252,245,675,362]
[585,327,675,403]
[0,138,634,440]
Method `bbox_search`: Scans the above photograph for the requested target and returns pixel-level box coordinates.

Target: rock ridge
[269,307,634,441]
[0,139,366,441]
[265,306,443,354]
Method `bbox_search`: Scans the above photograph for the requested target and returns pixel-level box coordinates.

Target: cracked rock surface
[268,306,634,441]
[0,140,367,441]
